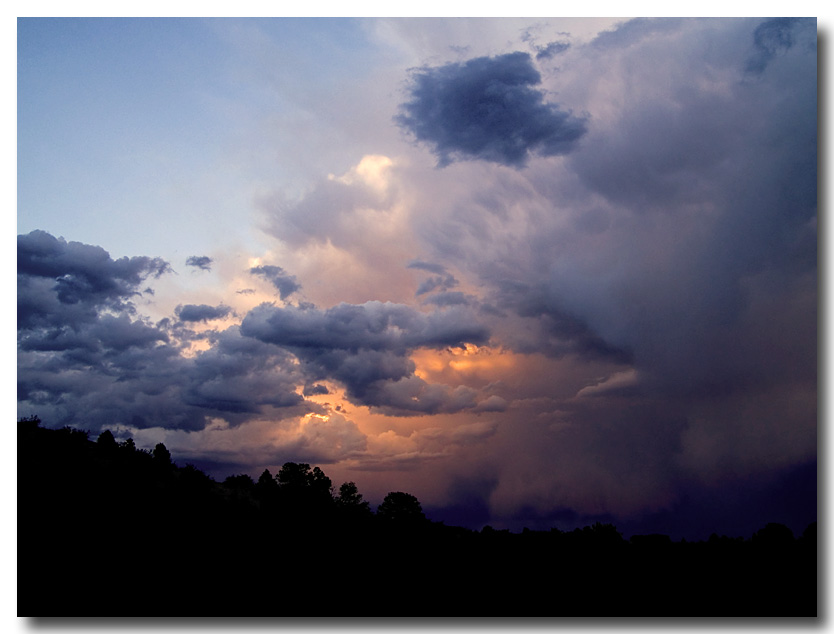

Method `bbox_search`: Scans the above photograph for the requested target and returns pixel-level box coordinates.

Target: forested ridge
[18,417,816,617]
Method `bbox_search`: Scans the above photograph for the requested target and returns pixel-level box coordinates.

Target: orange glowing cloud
[411,343,517,388]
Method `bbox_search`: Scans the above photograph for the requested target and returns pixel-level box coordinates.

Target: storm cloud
[395,51,588,167]
[17,232,309,432]
[241,301,488,353]
[241,301,490,414]
[18,230,170,330]
[175,303,233,323]
[250,265,302,300]
[746,17,803,75]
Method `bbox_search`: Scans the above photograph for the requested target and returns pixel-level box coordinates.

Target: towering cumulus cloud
[395,51,587,167]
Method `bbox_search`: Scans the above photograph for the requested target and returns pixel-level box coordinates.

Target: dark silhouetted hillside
[18,417,817,617]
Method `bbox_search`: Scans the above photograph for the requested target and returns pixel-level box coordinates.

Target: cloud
[535,41,570,60]
[473,395,508,412]
[241,301,488,353]
[395,51,588,167]
[175,303,233,323]
[489,281,634,363]
[422,291,471,307]
[589,17,683,50]
[303,383,330,396]
[241,301,490,414]
[377,18,815,529]
[18,230,170,330]
[575,369,641,399]
[297,412,368,462]
[249,264,302,300]
[355,421,499,472]
[745,17,804,75]
[408,260,460,296]
[17,232,310,432]
[257,155,422,307]
[261,156,396,250]
[185,255,213,271]
[406,260,449,276]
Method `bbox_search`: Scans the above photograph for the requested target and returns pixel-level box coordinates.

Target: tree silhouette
[152,442,173,467]
[276,462,332,495]
[377,491,426,523]
[96,429,118,450]
[753,522,795,547]
[17,418,818,616]
[336,481,371,516]
[224,473,255,491]
[275,462,334,520]
[256,468,278,499]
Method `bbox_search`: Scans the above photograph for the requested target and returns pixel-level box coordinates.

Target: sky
[16,16,819,541]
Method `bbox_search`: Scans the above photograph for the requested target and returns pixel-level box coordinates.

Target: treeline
[18,417,816,617]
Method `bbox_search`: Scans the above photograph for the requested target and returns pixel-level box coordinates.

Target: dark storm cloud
[17,232,309,432]
[564,17,817,395]
[18,319,308,432]
[185,255,213,271]
[175,303,233,323]
[241,301,488,353]
[180,326,305,416]
[535,41,570,60]
[303,383,330,396]
[18,230,171,289]
[18,235,491,422]
[745,18,802,75]
[241,301,489,414]
[396,20,814,534]
[250,265,301,300]
[494,281,633,364]
[395,52,587,167]
[18,230,170,329]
